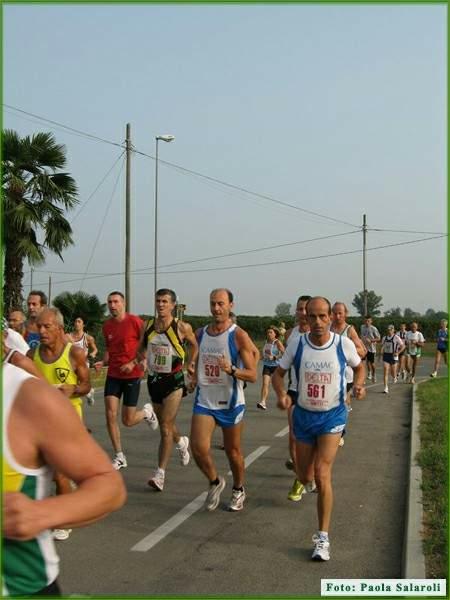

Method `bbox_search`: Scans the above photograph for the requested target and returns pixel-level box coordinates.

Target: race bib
[148,343,171,374]
[303,371,332,409]
[263,343,273,360]
[200,352,226,386]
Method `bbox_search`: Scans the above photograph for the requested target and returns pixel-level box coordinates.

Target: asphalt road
[57,357,441,596]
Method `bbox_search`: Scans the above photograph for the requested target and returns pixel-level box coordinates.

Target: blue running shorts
[292,403,347,445]
[193,403,245,428]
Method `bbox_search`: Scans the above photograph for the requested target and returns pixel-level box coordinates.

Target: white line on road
[131,445,271,553]
[275,426,289,438]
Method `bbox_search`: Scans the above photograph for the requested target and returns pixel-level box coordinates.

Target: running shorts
[146,371,186,404]
[192,403,245,428]
[292,403,347,445]
[104,376,141,407]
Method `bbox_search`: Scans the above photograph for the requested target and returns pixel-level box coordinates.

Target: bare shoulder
[235,326,254,349]
[69,344,87,362]
[178,319,194,336]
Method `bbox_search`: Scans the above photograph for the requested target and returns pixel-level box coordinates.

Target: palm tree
[2,129,79,310]
[52,291,107,337]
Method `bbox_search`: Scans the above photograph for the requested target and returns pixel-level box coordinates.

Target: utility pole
[125,123,131,312]
[30,268,34,293]
[48,275,52,305]
[363,214,368,316]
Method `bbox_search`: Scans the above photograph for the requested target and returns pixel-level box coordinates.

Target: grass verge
[416,377,448,579]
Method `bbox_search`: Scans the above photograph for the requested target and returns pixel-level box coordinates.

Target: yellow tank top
[33,343,82,414]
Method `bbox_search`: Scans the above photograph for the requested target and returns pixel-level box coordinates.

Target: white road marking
[131,445,271,553]
[275,426,289,438]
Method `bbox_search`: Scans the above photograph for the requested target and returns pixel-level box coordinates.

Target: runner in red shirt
[94,291,158,470]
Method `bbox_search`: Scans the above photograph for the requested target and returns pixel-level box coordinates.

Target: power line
[368,227,447,235]
[5,103,359,229]
[29,234,445,287]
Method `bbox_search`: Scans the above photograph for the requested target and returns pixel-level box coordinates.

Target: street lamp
[154,134,175,314]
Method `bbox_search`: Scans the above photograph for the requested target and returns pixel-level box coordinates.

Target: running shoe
[411,377,416,384]
[53,529,72,541]
[86,388,95,406]
[112,454,127,470]
[287,479,304,502]
[367,373,372,381]
[256,401,267,410]
[148,468,165,491]
[285,458,295,471]
[430,372,437,378]
[383,386,389,394]
[393,377,398,384]
[305,480,317,493]
[228,488,246,512]
[204,476,226,511]
[312,533,330,561]
[176,436,190,466]
[372,375,377,383]
[143,403,159,430]
[338,437,345,447]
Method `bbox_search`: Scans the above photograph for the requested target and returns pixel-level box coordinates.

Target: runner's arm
[220,329,257,382]
[348,326,367,359]
[57,346,91,398]
[3,378,126,540]
[272,366,290,410]
[178,321,198,376]
[87,334,98,358]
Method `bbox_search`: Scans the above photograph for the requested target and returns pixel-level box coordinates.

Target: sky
[3,3,447,317]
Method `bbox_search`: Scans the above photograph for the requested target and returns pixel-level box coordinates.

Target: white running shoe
[367,373,372,381]
[228,488,246,511]
[383,386,389,394]
[305,480,317,493]
[430,371,437,378]
[411,377,416,384]
[112,454,127,470]
[204,476,226,511]
[148,468,165,491]
[53,529,72,541]
[393,377,398,384]
[256,401,267,410]
[176,436,190,466]
[372,375,377,383]
[86,388,95,406]
[338,437,345,447]
[143,403,159,430]
[312,534,330,561]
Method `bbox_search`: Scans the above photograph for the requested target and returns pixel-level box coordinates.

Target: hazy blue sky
[4,4,447,317]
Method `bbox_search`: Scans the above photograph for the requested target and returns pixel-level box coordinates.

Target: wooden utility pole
[125,123,131,311]
[363,214,368,316]
[48,275,52,305]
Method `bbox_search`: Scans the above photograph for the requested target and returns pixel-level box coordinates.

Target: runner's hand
[277,393,290,410]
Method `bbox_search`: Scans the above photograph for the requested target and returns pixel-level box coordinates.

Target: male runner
[284,295,312,502]
[273,296,366,561]
[360,315,380,383]
[3,361,126,596]
[134,289,198,491]
[430,319,448,378]
[405,321,425,384]
[396,323,408,380]
[380,325,404,394]
[8,309,26,337]
[24,290,48,349]
[28,308,92,541]
[69,316,98,405]
[94,291,158,471]
[190,288,257,512]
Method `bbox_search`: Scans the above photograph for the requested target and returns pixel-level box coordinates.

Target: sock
[116,452,124,459]
[318,530,329,541]
[210,478,220,486]
[156,467,165,475]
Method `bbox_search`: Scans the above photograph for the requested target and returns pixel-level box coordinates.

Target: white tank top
[71,332,88,354]
[195,324,245,410]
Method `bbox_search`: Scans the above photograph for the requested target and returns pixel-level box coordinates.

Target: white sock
[318,530,329,541]
[116,452,124,459]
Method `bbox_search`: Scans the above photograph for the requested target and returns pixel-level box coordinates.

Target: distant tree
[435,311,448,321]
[2,130,79,310]
[403,308,421,320]
[425,308,436,319]
[384,307,402,318]
[275,302,292,318]
[352,290,383,317]
[53,291,106,335]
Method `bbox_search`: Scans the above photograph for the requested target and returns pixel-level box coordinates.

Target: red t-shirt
[103,314,144,379]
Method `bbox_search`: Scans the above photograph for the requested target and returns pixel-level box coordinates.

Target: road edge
[402,383,426,577]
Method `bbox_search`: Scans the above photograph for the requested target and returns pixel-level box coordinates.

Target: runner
[28,308,92,541]
[380,324,405,394]
[283,295,312,502]
[360,315,380,383]
[273,296,365,561]
[94,291,158,471]
[3,361,125,596]
[405,322,425,384]
[69,316,98,405]
[134,289,198,492]
[24,290,48,349]
[430,319,448,378]
[190,288,257,512]
[8,309,26,337]
[330,302,367,446]
[396,323,408,381]
[257,326,284,410]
